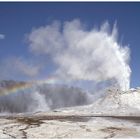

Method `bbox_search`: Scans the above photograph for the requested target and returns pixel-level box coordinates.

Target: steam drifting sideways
[0,82,92,113]
[29,19,131,91]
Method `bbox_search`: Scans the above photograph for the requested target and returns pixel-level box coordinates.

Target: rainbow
[0,76,61,96]
[0,82,33,96]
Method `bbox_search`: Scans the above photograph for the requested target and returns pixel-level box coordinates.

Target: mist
[0,82,93,113]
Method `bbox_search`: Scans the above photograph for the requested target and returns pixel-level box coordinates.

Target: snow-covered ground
[0,112,140,138]
[1,87,140,138]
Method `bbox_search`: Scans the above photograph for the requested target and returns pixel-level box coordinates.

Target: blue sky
[0,2,140,88]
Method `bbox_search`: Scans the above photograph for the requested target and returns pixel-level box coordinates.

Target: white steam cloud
[28,19,131,91]
[0,34,5,39]
[14,57,41,77]
[0,56,42,80]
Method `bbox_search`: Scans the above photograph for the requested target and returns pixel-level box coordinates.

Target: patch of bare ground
[16,117,44,138]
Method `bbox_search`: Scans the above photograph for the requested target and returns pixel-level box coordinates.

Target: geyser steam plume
[28,20,131,91]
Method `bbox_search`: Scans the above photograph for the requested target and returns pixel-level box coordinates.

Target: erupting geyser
[0,19,131,114]
[29,19,131,91]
